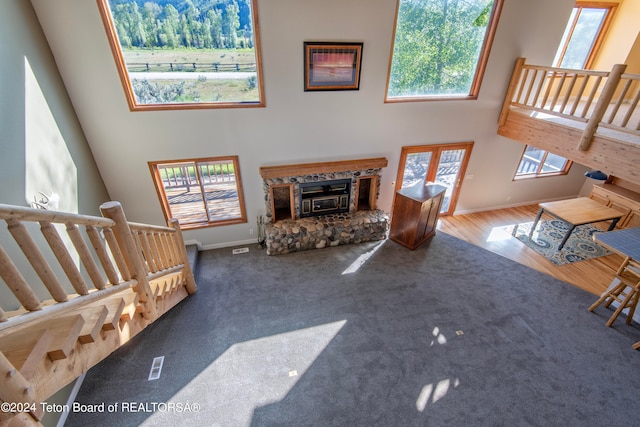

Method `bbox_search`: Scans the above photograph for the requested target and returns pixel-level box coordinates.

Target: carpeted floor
[65,233,640,427]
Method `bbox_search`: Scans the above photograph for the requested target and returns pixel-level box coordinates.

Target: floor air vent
[148,356,165,381]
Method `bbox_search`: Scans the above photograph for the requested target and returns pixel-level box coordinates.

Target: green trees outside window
[387,0,502,101]
[98,0,264,110]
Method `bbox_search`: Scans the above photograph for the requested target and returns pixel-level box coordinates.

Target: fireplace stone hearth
[264,210,388,255]
[259,158,389,255]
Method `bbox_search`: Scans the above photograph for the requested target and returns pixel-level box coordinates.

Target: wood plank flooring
[437,204,625,296]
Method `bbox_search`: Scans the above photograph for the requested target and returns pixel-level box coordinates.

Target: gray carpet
[65,233,640,426]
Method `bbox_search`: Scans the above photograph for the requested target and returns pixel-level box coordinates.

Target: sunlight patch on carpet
[141,320,346,426]
[416,378,461,412]
[342,240,385,275]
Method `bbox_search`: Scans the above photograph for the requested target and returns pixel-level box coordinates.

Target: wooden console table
[389,183,446,250]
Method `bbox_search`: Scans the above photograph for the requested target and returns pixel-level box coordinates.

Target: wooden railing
[0,201,196,425]
[499,57,640,150]
[158,160,236,190]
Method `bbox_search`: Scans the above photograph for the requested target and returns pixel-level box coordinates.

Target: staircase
[0,201,197,426]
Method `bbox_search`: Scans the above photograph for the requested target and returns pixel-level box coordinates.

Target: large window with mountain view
[386,0,503,101]
[97,0,264,110]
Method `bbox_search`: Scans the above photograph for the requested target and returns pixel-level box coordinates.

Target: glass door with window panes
[395,143,473,216]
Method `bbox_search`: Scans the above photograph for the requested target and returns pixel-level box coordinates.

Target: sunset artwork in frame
[304,42,363,91]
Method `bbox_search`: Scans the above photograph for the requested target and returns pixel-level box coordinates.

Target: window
[148,156,247,229]
[395,142,473,215]
[386,0,503,101]
[553,2,617,69]
[515,146,572,179]
[97,0,265,110]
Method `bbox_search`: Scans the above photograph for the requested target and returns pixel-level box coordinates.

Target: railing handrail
[500,57,640,151]
[0,201,196,323]
[521,63,610,78]
[0,204,115,227]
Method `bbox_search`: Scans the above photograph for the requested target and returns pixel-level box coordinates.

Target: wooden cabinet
[590,184,640,228]
[389,183,446,250]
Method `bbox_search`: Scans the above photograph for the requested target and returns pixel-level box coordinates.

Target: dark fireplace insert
[300,179,351,218]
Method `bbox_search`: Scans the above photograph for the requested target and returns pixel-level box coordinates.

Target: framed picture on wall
[304,42,363,91]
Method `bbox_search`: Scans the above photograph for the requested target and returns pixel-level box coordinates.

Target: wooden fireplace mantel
[259,157,388,179]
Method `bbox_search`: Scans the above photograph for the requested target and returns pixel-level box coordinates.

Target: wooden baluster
[6,219,68,302]
[621,85,640,129]
[515,67,529,104]
[137,231,156,273]
[549,71,566,111]
[100,202,158,320]
[153,232,168,270]
[166,230,182,268]
[103,227,131,280]
[570,74,590,117]
[39,221,89,296]
[0,245,41,312]
[66,223,105,290]
[169,219,197,294]
[162,233,178,266]
[498,57,526,126]
[0,307,6,322]
[540,70,557,109]
[85,225,121,286]
[578,64,627,151]
[523,67,536,106]
[531,69,546,109]
[580,75,601,118]
[559,72,578,114]
[606,78,631,124]
[147,232,164,271]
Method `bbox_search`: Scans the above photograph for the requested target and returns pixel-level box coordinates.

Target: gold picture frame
[304,42,363,91]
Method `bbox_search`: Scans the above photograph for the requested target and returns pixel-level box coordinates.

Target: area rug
[511,219,612,265]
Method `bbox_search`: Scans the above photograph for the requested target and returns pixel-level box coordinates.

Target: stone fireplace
[259,158,389,255]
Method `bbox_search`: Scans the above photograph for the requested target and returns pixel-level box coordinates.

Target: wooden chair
[588,257,640,327]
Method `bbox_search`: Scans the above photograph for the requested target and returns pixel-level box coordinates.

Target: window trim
[96,0,266,111]
[513,146,573,180]
[385,0,504,103]
[553,2,617,70]
[148,155,247,230]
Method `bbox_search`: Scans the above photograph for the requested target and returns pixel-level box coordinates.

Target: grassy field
[134,78,259,103]
[123,47,257,70]
[123,48,260,103]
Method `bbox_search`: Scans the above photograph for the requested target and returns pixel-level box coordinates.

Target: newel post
[498,57,526,126]
[100,201,158,320]
[577,63,627,151]
[168,218,198,294]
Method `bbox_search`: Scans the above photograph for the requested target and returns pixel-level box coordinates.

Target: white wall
[1,1,111,305]
[30,0,591,248]
[0,2,111,425]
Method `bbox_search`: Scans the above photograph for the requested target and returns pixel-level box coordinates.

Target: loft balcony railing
[0,201,196,425]
[499,57,640,150]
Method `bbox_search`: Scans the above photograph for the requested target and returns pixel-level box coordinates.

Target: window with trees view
[386,0,503,101]
[515,146,572,179]
[97,0,264,110]
[148,156,247,229]
[553,2,616,70]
